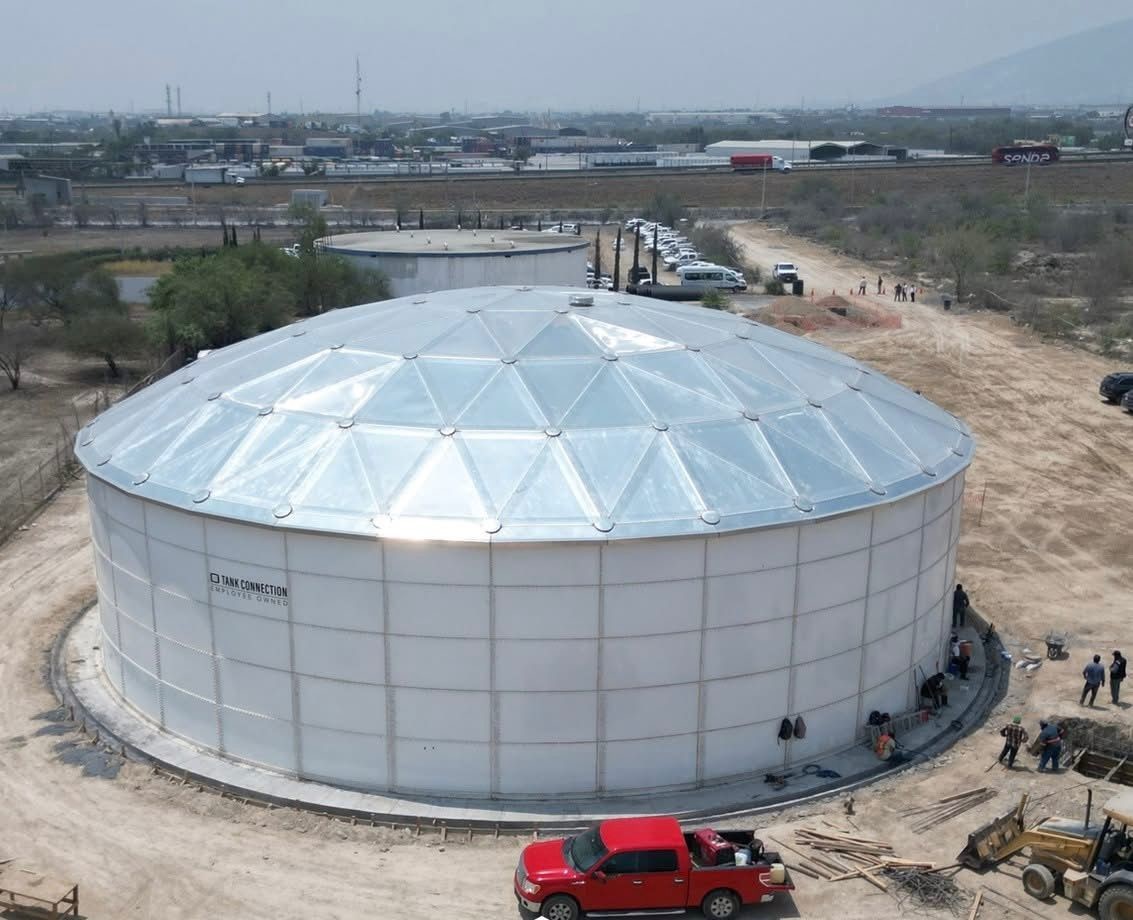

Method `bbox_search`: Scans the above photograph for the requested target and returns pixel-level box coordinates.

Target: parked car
[1100,372,1133,403]
[1123,389,1133,413]
[677,264,747,291]
[627,266,653,285]
[772,262,799,283]
[514,816,793,920]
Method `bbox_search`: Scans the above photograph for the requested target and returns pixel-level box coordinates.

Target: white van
[677,265,747,291]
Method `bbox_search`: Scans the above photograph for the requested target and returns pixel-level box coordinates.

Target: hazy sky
[2,1,1130,114]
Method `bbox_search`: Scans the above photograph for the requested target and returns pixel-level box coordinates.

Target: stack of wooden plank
[769,826,936,891]
[899,787,998,834]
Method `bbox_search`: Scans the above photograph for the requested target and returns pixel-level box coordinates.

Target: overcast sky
[2,1,1130,115]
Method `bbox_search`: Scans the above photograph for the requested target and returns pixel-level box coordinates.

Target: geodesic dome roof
[76,286,973,541]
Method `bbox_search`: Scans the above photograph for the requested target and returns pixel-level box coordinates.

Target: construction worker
[875,732,896,761]
[952,583,970,628]
[1037,721,1064,772]
[1082,654,1106,707]
[950,635,970,680]
[920,672,948,710]
[1111,651,1127,704]
[998,716,1028,768]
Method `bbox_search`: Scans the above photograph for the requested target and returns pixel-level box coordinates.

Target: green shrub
[700,288,730,311]
[764,280,786,295]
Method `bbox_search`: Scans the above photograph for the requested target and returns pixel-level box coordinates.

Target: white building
[77,287,972,799]
[319,230,589,297]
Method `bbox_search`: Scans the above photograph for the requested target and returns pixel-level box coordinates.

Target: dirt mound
[752,294,902,334]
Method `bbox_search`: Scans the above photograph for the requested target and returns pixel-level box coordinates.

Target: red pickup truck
[514,816,793,920]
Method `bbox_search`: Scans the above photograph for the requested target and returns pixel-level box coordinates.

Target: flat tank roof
[319,229,589,258]
[76,286,973,542]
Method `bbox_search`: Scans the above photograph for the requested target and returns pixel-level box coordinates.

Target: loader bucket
[957,796,1029,870]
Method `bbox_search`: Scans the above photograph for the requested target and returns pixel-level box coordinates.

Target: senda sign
[1001,151,1055,165]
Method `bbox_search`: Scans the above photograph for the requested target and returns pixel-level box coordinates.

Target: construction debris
[784,825,975,914]
[885,866,972,916]
[898,787,998,834]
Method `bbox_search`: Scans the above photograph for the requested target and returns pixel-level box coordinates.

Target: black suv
[1100,372,1133,403]
[1123,389,1133,414]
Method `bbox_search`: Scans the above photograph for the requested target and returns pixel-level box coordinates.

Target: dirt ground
[2,222,1133,919]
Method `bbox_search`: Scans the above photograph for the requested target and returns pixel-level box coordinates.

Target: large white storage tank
[76,287,972,799]
[319,229,589,297]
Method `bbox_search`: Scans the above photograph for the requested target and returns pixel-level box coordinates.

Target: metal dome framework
[77,287,972,542]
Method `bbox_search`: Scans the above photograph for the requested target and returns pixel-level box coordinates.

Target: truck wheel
[702,889,741,919]
[1022,863,1056,900]
[540,894,579,920]
[1100,885,1133,920]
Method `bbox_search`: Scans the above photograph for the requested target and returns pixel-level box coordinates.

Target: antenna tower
[355,56,362,118]
[176,86,182,116]
[165,84,172,116]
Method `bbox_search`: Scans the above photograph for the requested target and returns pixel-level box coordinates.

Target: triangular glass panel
[212,414,335,492]
[209,449,314,507]
[457,366,547,429]
[751,344,857,401]
[460,433,546,515]
[392,439,485,520]
[620,363,735,424]
[225,354,325,408]
[705,360,804,416]
[563,428,654,514]
[823,390,922,466]
[291,434,380,515]
[825,414,925,487]
[279,362,400,418]
[518,359,601,425]
[704,339,798,393]
[630,307,735,348]
[615,438,702,524]
[99,387,211,470]
[351,311,465,356]
[478,311,552,356]
[864,395,963,468]
[761,406,867,479]
[354,362,442,427]
[416,359,498,423]
[856,372,962,430]
[756,323,860,367]
[148,403,259,492]
[562,364,651,429]
[349,426,437,508]
[518,315,605,358]
[502,441,591,523]
[426,314,506,358]
[676,440,795,516]
[623,349,736,405]
[573,315,676,355]
[759,409,873,503]
[677,420,794,495]
[587,305,682,343]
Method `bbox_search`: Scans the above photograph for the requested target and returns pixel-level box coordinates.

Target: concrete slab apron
[56,605,1005,831]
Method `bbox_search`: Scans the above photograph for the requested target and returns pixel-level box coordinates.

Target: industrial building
[705,140,907,162]
[76,286,972,799]
[318,230,589,297]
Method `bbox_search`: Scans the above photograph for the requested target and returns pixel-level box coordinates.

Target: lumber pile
[899,787,998,835]
[772,826,972,912]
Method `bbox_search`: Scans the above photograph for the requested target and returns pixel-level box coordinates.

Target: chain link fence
[0,348,184,546]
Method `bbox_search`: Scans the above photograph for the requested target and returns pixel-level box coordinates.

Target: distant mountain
[884,18,1133,107]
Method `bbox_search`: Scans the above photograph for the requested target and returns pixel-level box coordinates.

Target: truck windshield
[565,828,608,872]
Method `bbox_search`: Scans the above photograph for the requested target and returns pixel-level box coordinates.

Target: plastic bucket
[959,640,974,658]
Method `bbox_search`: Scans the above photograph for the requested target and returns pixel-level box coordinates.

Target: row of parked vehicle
[623,217,748,292]
[1100,372,1133,413]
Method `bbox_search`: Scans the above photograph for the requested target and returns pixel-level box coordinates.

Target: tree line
[0,210,390,391]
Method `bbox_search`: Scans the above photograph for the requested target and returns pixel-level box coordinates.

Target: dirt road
[2,222,1132,918]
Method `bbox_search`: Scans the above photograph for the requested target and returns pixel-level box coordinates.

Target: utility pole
[761,161,768,217]
[267,91,272,115]
[176,86,182,116]
[355,56,362,119]
[165,84,172,117]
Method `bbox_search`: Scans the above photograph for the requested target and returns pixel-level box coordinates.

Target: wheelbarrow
[1044,631,1068,659]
